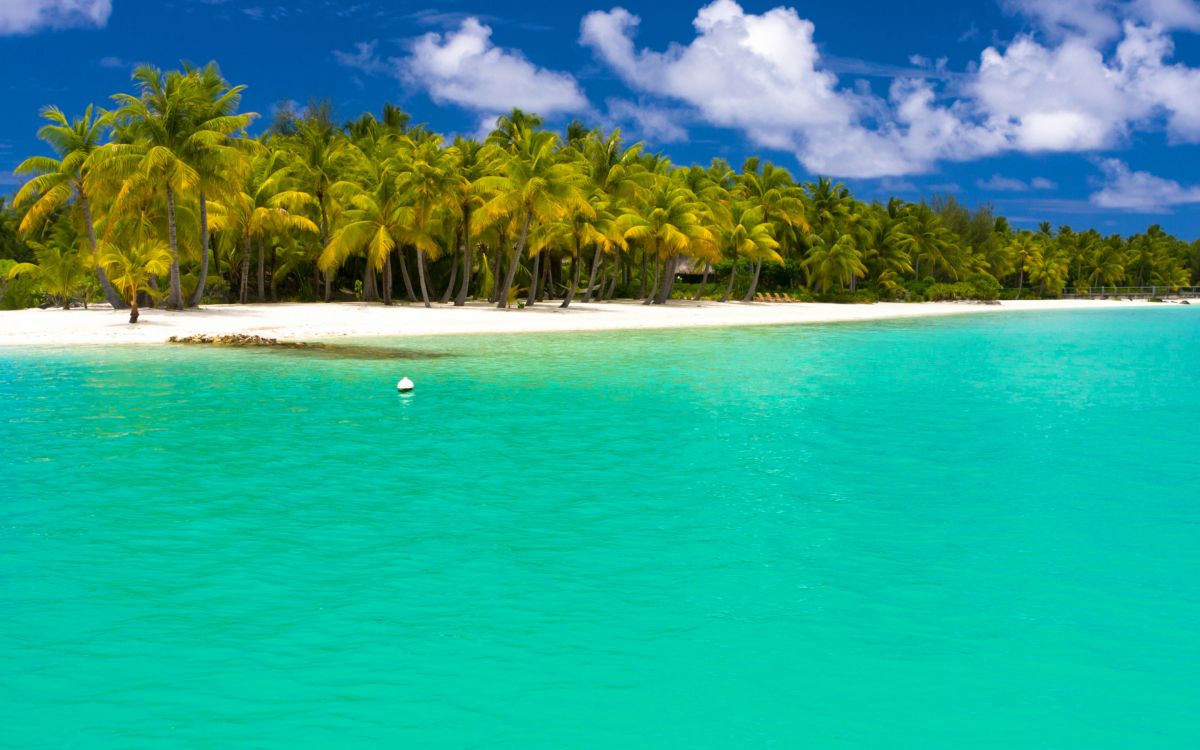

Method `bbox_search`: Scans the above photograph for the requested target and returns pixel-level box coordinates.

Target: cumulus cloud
[1090,158,1200,210]
[0,0,111,34]
[1004,0,1200,40]
[580,1,1004,176]
[580,1,1200,178]
[404,17,588,115]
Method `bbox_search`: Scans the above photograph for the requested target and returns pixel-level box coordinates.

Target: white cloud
[98,55,124,68]
[404,17,588,115]
[1090,158,1200,210]
[604,99,689,144]
[1004,0,1200,40]
[977,174,1059,191]
[333,41,390,75]
[580,2,1200,177]
[580,1,1004,177]
[0,0,111,34]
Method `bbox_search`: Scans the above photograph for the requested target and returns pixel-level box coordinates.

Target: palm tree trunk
[190,190,210,307]
[240,234,251,304]
[489,246,504,302]
[441,248,458,303]
[129,286,139,323]
[498,213,531,309]
[416,250,431,307]
[165,185,183,310]
[383,253,393,305]
[606,254,620,300]
[526,249,541,306]
[81,194,126,309]
[638,248,648,299]
[654,255,677,304]
[320,201,333,302]
[363,261,379,302]
[397,248,416,301]
[584,246,602,303]
[1016,269,1024,300]
[455,210,472,306]
[721,260,738,302]
[257,236,266,302]
[694,263,710,300]
[743,260,763,301]
[562,241,583,308]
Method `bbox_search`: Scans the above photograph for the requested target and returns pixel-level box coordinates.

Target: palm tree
[621,179,717,304]
[737,160,807,301]
[6,228,89,310]
[718,201,781,302]
[803,234,867,294]
[448,137,500,306]
[12,105,126,308]
[100,238,173,323]
[183,62,259,307]
[322,147,415,305]
[279,103,347,302]
[208,150,318,303]
[893,204,958,281]
[476,130,589,308]
[98,65,230,309]
[396,138,462,307]
[1007,232,1042,298]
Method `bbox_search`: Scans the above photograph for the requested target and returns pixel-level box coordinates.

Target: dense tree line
[3,62,1199,319]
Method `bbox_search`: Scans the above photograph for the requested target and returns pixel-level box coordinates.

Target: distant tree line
[3,62,1199,318]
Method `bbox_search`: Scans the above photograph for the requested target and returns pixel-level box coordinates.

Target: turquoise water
[3,308,1199,748]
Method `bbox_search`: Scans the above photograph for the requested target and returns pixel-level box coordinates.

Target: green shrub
[965,272,1001,300]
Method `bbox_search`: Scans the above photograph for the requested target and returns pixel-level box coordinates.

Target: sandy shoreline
[0,298,1190,347]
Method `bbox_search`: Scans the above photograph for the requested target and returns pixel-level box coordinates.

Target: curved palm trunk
[643,252,661,305]
[526,250,541,307]
[165,185,183,310]
[562,241,584,308]
[743,260,763,302]
[1015,269,1024,300]
[441,248,458,303]
[397,248,416,301]
[257,236,266,302]
[81,194,126,309]
[497,214,531,309]
[721,261,738,302]
[655,254,679,304]
[455,209,472,306]
[190,191,210,307]
[239,233,252,304]
[416,250,431,308]
[605,254,620,300]
[583,246,603,303]
[694,263,710,301]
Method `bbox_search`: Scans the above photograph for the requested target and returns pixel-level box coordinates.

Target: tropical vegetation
[3,62,1200,316]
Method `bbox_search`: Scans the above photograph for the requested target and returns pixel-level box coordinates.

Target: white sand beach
[0,298,1189,347]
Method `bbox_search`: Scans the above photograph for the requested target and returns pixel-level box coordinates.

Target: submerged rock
[167,334,448,360]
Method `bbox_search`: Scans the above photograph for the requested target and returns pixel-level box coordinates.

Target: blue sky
[2,0,1199,237]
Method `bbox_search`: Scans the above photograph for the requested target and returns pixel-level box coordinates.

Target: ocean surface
[2,308,1199,749]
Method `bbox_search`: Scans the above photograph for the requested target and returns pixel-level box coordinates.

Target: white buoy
[397,377,415,393]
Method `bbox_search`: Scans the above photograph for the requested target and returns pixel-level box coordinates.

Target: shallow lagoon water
[3,308,1199,748]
